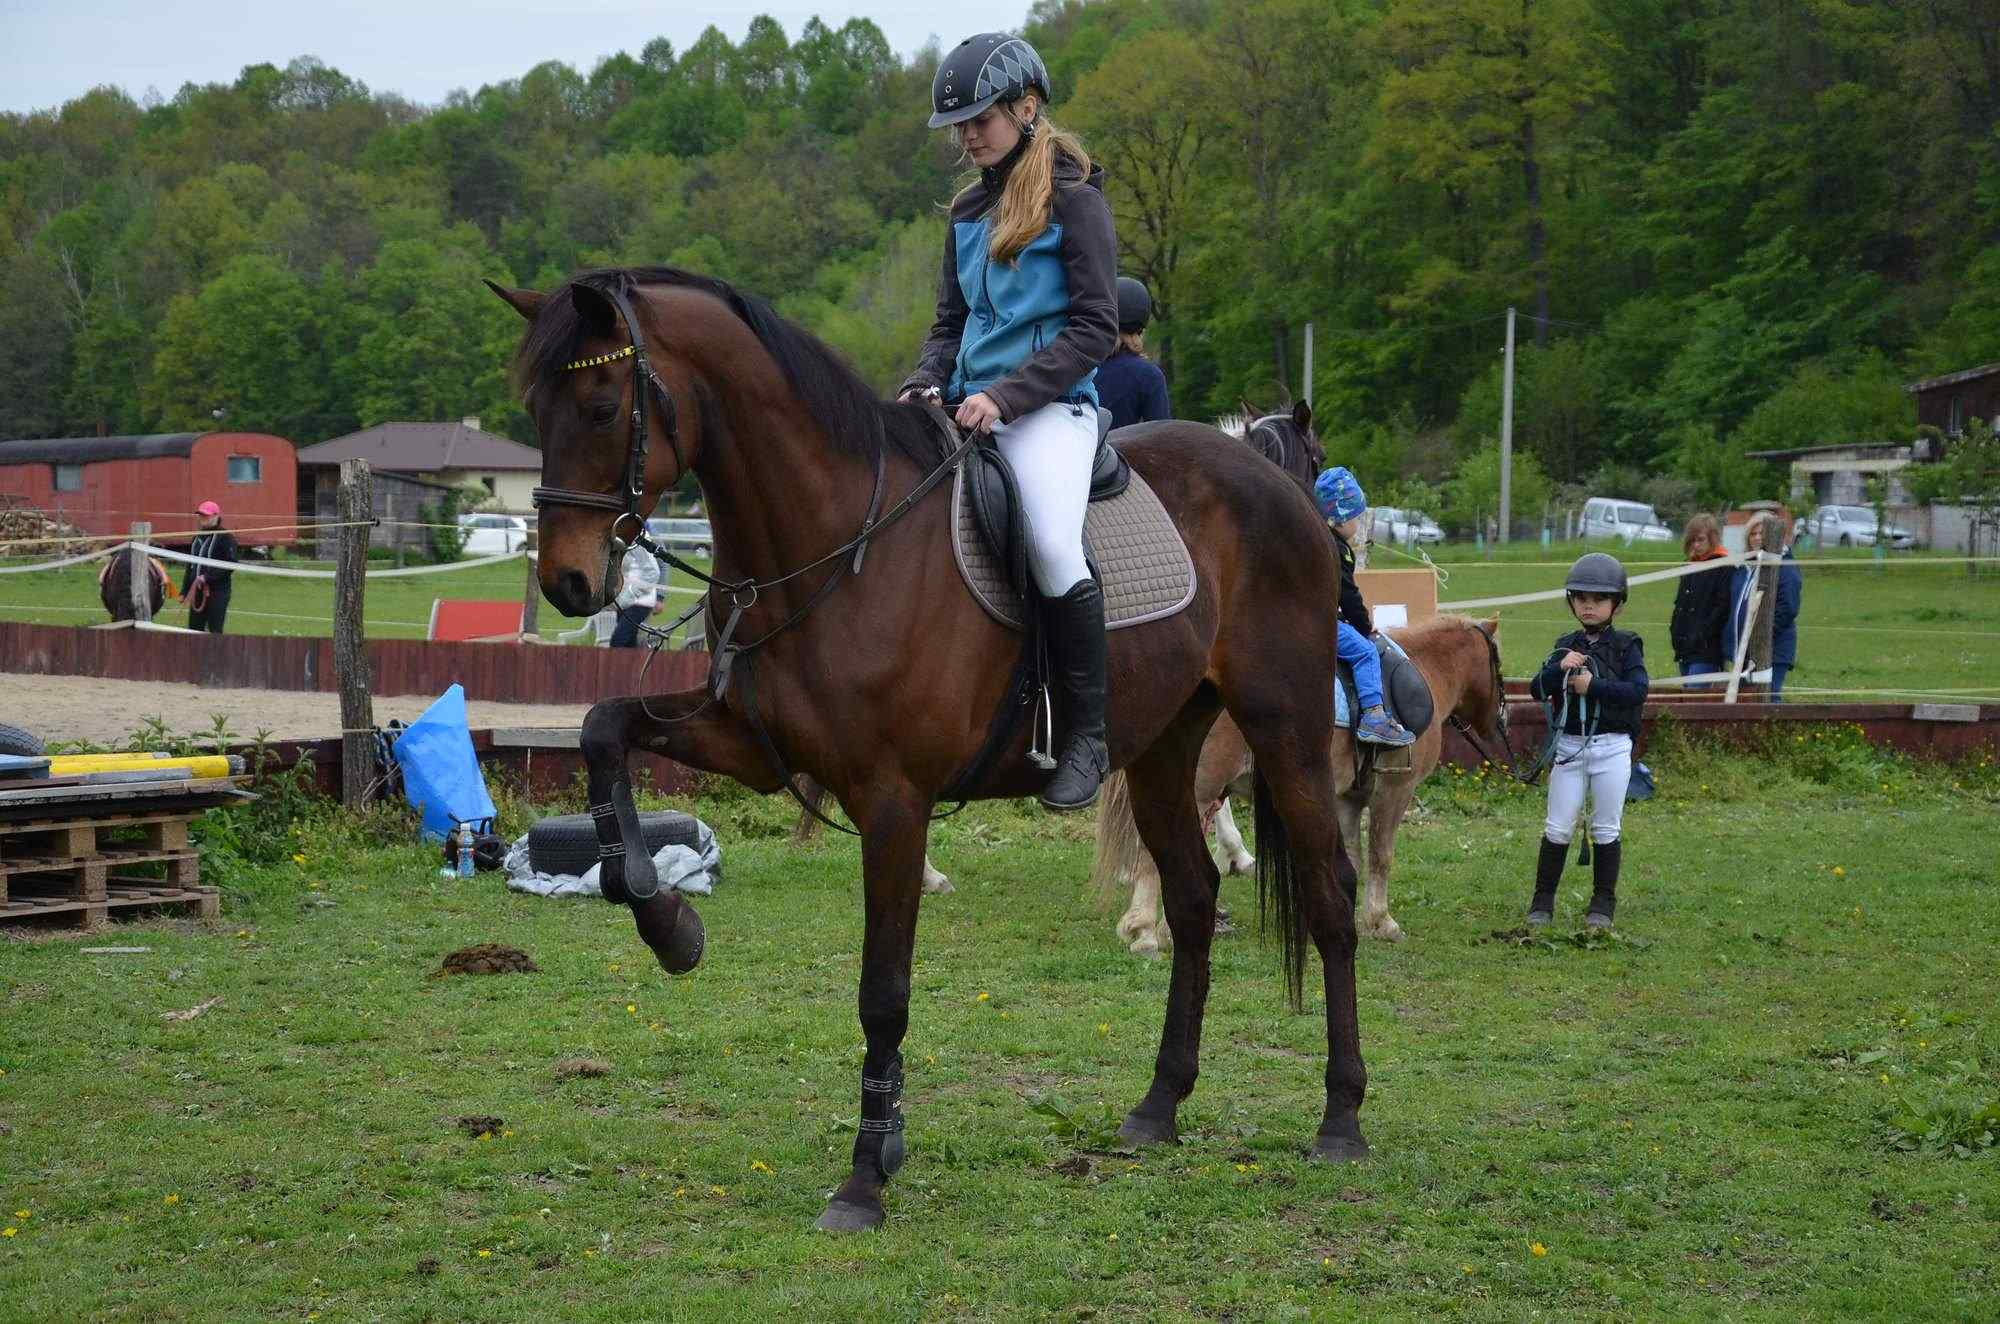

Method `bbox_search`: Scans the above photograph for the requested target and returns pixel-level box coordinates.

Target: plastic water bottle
[456,827,474,879]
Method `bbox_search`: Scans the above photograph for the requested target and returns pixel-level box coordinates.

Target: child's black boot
[1585,839,1620,930]
[1527,837,1566,927]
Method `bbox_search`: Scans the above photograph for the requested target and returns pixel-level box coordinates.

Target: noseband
[531,286,685,563]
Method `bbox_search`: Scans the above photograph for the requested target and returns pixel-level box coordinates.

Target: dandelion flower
[477,1132,493,1142]
[1,1228,15,1238]
[976,992,991,1002]
[292,854,306,865]
[1097,1024,1110,1035]
[626,1004,637,1015]
[1235,1163,1248,1173]
[1107,1233,1118,1242]
[673,1188,686,1198]
[750,1160,772,1173]
[163,1194,180,1205]
[1530,1242,1548,1257]
[1832,866,1846,877]
[1879,1073,1889,1084]
[501,1129,514,1138]
[477,1248,492,1258]
[709,1185,727,1197]
[11,1211,26,1220]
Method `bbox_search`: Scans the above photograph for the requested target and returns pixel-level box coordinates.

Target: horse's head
[1460,616,1506,741]
[1237,398,1324,497]
[490,278,696,617]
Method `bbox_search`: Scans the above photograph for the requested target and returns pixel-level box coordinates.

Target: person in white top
[609,543,662,647]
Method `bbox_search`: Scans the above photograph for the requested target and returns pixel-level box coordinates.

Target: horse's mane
[514,266,943,468]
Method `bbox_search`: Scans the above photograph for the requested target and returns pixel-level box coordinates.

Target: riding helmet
[1564,551,1628,602]
[929,33,1051,128]
[1116,276,1153,333]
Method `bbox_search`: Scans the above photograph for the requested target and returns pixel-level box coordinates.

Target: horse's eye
[588,401,619,429]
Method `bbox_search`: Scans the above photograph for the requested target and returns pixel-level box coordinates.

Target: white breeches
[1542,733,1632,845]
[992,400,1096,596]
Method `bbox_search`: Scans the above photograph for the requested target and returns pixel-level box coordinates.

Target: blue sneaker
[1356,708,1415,747]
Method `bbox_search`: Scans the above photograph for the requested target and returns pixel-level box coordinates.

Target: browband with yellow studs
[562,345,637,371]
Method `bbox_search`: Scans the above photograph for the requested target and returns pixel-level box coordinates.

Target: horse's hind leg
[1231,713,1370,1162]
[1118,698,1224,1146]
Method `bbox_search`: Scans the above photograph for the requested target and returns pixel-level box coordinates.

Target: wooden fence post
[336,459,374,807]
[128,521,152,624]
[1747,549,1779,700]
[521,554,540,638]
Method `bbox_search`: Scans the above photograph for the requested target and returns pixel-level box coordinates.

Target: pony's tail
[1254,769,1308,1012]
[1089,770,1144,912]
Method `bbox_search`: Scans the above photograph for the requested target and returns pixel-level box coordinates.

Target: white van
[1581,498,1673,544]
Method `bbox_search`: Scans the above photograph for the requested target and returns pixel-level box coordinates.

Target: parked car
[644,516,713,560]
[457,512,530,555]
[1581,497,1673,544]
[1803,504,1917,550]
[1372,505,1444,545]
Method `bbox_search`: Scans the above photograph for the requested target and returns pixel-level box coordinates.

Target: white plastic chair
[555,607,618,646]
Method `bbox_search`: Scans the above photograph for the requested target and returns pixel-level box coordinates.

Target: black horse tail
[1253,768,1308,1012]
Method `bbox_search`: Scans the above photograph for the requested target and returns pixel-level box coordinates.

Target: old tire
[528,810,700,877]
[0,722,45,757]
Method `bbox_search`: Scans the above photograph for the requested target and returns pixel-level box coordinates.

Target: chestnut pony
[493,267,1367,1232]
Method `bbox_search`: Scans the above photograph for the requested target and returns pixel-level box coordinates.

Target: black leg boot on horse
[1039,579,1110,811]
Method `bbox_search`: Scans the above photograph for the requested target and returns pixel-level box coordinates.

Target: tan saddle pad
[950,457,1196,631]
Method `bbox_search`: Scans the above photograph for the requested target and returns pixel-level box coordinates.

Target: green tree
[1442,439,1551,535]
[142,254,321,434]
[1373,0,1614,346]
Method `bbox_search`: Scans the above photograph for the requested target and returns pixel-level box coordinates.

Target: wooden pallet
[0,806,218,930]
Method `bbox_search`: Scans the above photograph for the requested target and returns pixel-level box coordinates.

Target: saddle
[1334,635,1435,737]
[963,409,1129,604]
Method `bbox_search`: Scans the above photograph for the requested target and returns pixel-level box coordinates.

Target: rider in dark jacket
[1095,276,1170,430]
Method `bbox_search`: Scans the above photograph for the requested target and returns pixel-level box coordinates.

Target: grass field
[2,730,1995,1320]
[4,539,1998,698]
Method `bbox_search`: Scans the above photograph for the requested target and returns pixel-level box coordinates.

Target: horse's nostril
[557,568,592,610]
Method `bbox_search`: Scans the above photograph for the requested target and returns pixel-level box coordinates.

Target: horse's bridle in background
[1448,622,1525,780]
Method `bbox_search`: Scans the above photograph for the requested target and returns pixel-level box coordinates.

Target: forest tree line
[5,0,2000,530]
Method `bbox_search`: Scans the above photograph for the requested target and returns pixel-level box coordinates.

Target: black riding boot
[1038,579,1110,811]
[1527,836,1567,927]
[1585,839,1621,930]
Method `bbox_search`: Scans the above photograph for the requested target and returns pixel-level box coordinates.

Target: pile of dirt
[433,943,538,977]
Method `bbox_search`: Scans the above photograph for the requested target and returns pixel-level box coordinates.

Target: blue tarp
[391,684,496,842]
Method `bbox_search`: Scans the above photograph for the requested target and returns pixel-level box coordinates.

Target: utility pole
[1302,322,1314,409]
[1499,306,1516,544]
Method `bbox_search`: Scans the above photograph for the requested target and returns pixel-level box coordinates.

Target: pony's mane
[514,266,943,468]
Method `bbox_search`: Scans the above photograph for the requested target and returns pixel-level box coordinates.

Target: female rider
[898,32,1120,811]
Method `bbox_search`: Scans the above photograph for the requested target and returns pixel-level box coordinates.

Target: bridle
[1447,621,1525,780]
[1246,414,1322,493]
[531,285,688,588]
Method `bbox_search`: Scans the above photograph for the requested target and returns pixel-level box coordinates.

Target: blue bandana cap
[1315,466,1366,523]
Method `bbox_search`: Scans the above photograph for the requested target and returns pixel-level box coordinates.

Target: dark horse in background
[98,553,171,622]
[491,267,1369,1232]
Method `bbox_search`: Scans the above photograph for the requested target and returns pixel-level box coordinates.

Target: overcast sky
[1,2,1025,116]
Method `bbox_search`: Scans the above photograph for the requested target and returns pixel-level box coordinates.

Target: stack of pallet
[0,809,218,928]
[0,752,249,931]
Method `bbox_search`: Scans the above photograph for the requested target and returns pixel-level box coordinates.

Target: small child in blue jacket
[1314,467,1415,747]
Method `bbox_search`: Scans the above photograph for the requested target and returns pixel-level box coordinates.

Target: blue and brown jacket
[901,146,1119,420]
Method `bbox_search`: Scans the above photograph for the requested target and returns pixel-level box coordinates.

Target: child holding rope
[1526,552,1649,929]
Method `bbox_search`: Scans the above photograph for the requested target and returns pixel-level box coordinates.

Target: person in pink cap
[182,500,239,633]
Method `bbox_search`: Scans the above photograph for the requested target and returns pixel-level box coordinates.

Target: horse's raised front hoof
[815,1199,884,1233]
[1225,851,1256,876]
[1308,1133,1372,1164]
[1118,1112,1179,1147]
[921,865,954,896]
[632,896,705,975]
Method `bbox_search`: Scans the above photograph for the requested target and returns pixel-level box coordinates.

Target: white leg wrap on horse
[992,401,1096,596]
[1542,733,1632,845]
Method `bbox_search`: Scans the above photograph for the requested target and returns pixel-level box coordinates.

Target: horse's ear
[1292,398,1313,432]
[485,279,546,322]
[569,283,620,339]
[1237,397,1259,420]
[1478,616,1499,639]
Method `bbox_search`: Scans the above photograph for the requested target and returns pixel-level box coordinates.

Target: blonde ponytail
[988,114,1091,264]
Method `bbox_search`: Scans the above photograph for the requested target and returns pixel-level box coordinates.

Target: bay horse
[492,266,1369,1232]
[98,553,171,622]
[1098,614,1509,951]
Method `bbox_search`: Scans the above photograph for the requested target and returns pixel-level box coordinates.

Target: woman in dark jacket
[1722,512,1803,699]
[898,32,1120,810]
[1668,513,1732,685]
